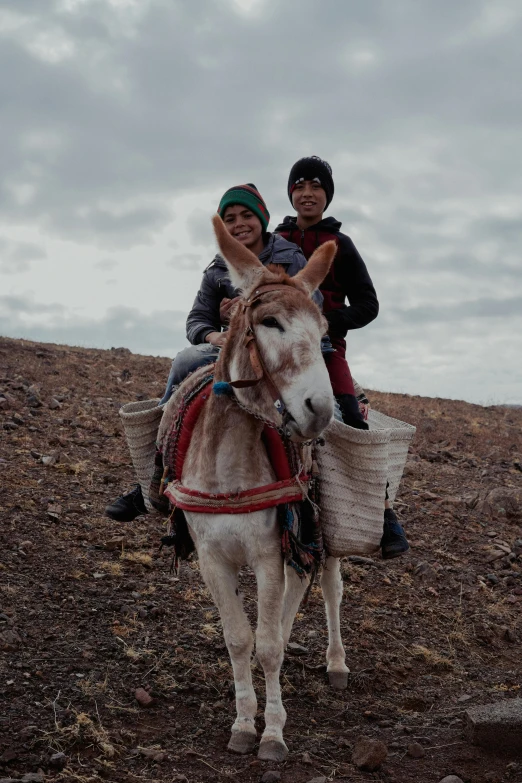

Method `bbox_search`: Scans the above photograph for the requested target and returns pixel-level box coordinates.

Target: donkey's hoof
[328,670,349,690]
[258,738,288,762]
[227,730,256,755]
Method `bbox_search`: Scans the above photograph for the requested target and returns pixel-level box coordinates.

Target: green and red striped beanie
[218,183,270,232]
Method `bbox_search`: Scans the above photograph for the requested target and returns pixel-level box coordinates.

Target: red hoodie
[275,215,379,397]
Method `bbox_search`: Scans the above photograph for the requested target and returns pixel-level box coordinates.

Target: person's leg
[324,338,368,429]
[106,344,220,522]
[381,483,409,559]
[159,344,220,405]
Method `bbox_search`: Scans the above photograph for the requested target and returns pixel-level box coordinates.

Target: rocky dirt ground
[1,335,521,783]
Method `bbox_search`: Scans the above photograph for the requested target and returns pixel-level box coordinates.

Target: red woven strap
[262,426,292,481]
[165,474,309,514]
[174,379,213,480]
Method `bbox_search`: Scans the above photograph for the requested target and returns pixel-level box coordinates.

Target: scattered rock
[104,537,125,551]
[48,398,62,410]
[348,555,376,566]
[439,777,464,783]
[41,454,59,467]
[0,749,18,763]
[287,642,308,655]
[478,487,522,521]
[21,772,45,783]
[307,777,327,783]
[466,699,522,753]
[27,394,43,408]
[414,561,438,581]
[47,504,62,520]
[352,737,388,771]
[3,422,18,431]
[302,751,312,764]
[140,747,166,762]
[135,687,154,707]
[0,629,22,650]
[407,741,425,758]
[49,752,67,770]
[261,772,281,783]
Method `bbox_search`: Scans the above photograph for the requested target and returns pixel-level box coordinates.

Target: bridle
[227,283,297,419]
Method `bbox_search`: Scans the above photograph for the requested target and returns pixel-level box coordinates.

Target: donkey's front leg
[253,557,288,762]
[197,550,257,754]
[321,556,349,690]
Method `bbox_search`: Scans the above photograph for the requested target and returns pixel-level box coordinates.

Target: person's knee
[171,344,218,384]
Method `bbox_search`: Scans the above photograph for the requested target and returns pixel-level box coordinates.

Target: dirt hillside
[1,335,521,783]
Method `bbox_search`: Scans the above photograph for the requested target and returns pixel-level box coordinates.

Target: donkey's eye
[261,317,284,332]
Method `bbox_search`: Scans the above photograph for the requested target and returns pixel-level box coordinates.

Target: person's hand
[358,400,370,421]
[219,296,240,324]
[205,331,228,347]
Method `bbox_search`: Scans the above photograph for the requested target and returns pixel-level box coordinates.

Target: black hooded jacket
[275,216,379,339]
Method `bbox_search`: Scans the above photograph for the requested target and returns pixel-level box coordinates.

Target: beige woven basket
[119,399,164,511]
[317,410,416,557]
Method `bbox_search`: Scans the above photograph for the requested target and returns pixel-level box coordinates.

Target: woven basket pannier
[317,410,416,557]
[118,399,164,512]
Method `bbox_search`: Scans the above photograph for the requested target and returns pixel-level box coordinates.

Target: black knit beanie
[287,156,334,209]
[218,183,270,231]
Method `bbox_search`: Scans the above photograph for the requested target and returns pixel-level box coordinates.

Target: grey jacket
[186,233,323,345]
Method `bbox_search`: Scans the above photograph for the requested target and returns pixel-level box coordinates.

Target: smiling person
[105,183,323,523]
[159,183,324,404]
[275,156,409,559]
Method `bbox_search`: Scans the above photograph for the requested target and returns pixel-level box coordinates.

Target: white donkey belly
[185,507,280,567]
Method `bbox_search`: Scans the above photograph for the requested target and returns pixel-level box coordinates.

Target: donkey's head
[212,214,336,441]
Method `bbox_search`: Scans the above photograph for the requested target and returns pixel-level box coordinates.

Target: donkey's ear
[294,240,337,295]
[212,214,265,291]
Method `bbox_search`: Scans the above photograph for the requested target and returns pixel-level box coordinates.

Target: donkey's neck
[182,395,275,494]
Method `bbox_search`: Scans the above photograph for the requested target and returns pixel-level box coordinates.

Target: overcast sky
[1,0,521,405]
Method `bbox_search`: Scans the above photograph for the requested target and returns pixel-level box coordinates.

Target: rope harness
[226,283,293,419]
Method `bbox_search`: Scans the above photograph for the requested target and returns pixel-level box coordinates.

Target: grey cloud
[2,0,521,245]
[1,0,521,403]
[187,210,215,247]
[0,295,187,358]
[390,296,522,324]
[167,252,208,271]
[0,295,64,315]
[95,258,119,271]
[0,238,47,273]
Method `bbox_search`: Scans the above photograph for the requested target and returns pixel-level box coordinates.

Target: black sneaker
[105,484,148,522]
[381,508,410,559]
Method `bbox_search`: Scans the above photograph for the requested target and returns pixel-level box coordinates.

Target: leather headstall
[228,284,291,417]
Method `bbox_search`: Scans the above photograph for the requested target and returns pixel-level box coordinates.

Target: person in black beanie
[276,156,409,559]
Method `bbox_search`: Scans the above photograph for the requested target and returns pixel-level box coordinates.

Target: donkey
[171,215,348,762]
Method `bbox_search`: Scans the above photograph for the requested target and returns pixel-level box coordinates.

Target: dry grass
[360,616,379,633]
[77,672,109,697]
[200,623,219,637]
[55,461,89,476]
[99,561,123,576]
[411,644,453,670]
[120,551,152,568]
[67,570,87,580]
[40,710,116,758]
